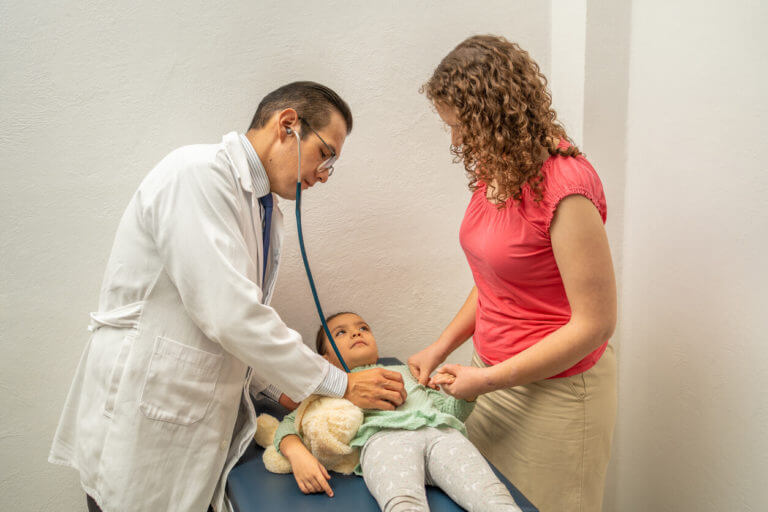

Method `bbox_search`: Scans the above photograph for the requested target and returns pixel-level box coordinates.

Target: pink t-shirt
[459,141,609,378]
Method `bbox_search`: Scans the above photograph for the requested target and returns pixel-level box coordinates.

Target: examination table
[227,358,538,511]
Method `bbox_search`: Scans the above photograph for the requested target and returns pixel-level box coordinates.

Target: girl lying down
[274,312,522,512]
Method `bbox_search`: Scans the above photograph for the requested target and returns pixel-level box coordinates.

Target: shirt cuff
[261,384,282,402]
[313,364,348,398]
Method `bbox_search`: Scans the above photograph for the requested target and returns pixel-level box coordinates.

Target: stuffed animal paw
[255,395,364,475]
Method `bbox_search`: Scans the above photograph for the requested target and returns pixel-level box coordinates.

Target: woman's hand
[408,343,448,389]
[430,364,494,401]
[409,287,477,388]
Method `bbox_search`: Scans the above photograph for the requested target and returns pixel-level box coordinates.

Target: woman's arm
[436,195,616,398]
[408,286,478,386]
[494,195,616,386]
[436,285,478,355]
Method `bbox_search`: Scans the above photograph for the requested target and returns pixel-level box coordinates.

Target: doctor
[49,81,407,512]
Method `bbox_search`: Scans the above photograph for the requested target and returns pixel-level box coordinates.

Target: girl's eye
[360,326,369,332]
[335,329,346,336]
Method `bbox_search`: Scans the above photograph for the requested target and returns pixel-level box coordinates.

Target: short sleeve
[541,154,607,234]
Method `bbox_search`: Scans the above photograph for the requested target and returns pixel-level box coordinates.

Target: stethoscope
[287,126,351,372]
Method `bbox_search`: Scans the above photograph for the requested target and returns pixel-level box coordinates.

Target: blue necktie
[258,193,273,282]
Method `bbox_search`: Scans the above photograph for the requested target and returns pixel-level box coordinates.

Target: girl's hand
[430,364,493,401]
[408,343,448,389]
[290,451,334,497]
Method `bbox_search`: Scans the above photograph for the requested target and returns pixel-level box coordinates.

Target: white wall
[566,1,767,509]
[610,1,768,510]
[0,2,551,510]
[550,0,586,146]
[582,0,633,509]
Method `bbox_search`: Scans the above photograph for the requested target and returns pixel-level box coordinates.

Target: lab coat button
[220,440,228,450]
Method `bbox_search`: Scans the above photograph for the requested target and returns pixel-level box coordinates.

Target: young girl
[274,312,522,512]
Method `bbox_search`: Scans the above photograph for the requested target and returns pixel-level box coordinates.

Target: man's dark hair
[315,311,357,355]
[249,81,353,138]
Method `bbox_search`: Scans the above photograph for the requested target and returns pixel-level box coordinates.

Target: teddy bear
[254,395,364,475]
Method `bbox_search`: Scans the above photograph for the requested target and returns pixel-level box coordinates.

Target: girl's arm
[279,435,334,497]
[408,286,478,386]
[273,410,334,497]
[278,393,300,411]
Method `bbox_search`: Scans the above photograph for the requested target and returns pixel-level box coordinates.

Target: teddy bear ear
[254,414,280,448]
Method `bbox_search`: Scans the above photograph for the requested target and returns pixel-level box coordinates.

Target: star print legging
[360,427,522,512]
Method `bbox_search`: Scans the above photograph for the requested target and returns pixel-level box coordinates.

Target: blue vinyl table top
[227,358,538,511]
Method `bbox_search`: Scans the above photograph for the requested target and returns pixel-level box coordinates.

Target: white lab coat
[49,132,332,512]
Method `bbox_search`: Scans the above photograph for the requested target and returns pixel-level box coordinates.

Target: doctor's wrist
[314,364,348,398]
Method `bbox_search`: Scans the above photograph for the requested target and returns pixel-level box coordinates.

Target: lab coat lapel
[262,199,283,304]
[221,132,267,292]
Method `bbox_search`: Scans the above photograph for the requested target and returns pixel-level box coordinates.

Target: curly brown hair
[422,35,580,205]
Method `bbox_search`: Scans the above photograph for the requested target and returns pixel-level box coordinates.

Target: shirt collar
[239,133,271,198]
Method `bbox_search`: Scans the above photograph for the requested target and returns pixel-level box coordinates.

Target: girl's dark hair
[315,311,357,355]
[249,81,353,137]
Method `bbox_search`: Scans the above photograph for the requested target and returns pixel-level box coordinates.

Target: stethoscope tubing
[292,129,350,372]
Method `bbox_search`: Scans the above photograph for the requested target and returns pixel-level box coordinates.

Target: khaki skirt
[466,344,617,512]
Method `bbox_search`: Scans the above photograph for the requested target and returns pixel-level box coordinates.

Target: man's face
[322,313,379,369]
[269,109,347,199]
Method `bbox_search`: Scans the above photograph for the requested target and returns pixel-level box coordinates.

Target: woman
[408,35,617,512]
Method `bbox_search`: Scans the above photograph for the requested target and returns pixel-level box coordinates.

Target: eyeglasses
[299,116,337,176]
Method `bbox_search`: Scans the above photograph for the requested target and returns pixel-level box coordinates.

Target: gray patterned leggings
[360,427,522,512]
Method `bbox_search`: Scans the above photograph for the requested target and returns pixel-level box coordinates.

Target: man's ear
[276,108,300,140]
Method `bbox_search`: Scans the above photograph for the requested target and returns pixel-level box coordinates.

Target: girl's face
[322,313,379,369]
[435,102,463,148]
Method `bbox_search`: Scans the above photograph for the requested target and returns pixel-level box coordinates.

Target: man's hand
[280,435,334,497]
[344,368,406,410]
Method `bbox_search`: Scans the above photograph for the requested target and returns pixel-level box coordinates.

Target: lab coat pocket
[139,336,223,425]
